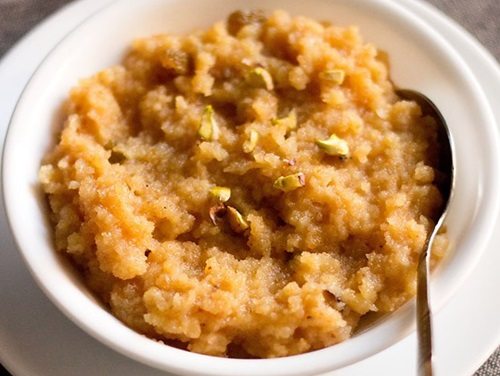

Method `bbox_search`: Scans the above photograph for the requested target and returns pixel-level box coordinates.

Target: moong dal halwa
[39,10,448,358]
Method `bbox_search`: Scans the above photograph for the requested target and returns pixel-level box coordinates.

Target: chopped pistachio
[316,134,350,158]
[209,204,227,225]
[272,110,297,131]
[273,173,306,192]
[226,206,249,233]
[318,69,346,85]
[243,129,259,153]
[198,105,219,141]
[247,67,274,90]
[209,186,231,203]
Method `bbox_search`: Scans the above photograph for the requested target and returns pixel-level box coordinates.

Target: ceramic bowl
[2,0,499,375]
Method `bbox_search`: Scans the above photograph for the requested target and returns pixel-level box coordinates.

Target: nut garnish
[226,206,249,233]
[318,69,346,85]
[272,110,297,131]
[209,204,227,225]
[243,130,259,153]
[316,134,349,158]
[209,186,231,203]
[247,67,274,90]
[198,105,219,141]
[273,173,306,192]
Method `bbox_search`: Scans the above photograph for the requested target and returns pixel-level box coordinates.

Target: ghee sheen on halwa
[39,10,448,358]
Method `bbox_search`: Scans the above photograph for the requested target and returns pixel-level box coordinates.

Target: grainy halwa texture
[39,10,448,358]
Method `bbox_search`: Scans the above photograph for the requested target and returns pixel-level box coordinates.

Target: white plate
[0,0,498,375]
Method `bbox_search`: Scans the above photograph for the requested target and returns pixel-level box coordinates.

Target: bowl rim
[2,0,499,375]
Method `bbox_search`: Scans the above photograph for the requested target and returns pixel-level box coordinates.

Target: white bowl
[2,0,499,375]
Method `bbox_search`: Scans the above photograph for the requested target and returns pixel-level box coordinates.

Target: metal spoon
[396,89,455,376]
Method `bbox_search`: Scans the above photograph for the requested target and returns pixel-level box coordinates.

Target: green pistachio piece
[272,110,297,131]
[318,69,346,85]
[273,173,306,192]
[247,67,274,90]
[316,134,349,158]
[226,206,249,233]
[243,129,259,153]
[209,186,231,203]
[198,105,219,141]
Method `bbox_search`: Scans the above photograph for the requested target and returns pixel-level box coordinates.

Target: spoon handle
[417,222,443,376]
[417,246,433,376]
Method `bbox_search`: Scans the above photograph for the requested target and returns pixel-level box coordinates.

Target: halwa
[39,10,448,358]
